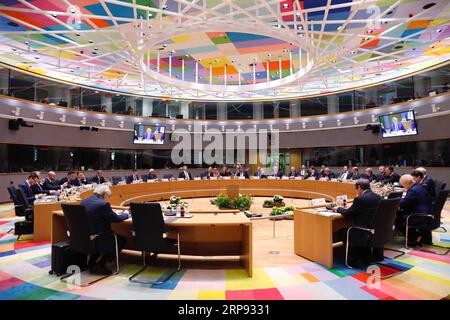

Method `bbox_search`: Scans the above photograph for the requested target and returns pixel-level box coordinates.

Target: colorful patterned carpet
[0,203,449,300]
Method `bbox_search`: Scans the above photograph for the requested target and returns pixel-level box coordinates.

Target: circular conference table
[40,179,356,277]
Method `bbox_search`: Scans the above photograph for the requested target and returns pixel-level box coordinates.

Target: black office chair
[59,203,120,287]
[434,180,446,197]
[129,202,181,285]
[112,176,123,185]
[163,174,174,180]
[405,189,449,255]
[387,191,403,199]
[13,187,35,240]
[141,174,149,182]
[85,176,94,184]
[346,198,404,278]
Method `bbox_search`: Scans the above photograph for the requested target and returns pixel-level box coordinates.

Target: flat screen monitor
[379,110,418,138]
[133,124,165,144]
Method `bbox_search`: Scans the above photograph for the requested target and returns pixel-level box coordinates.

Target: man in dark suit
[19,173,40,204]
[389,117,406,134]
[178,165,192,180]
[338,166,353,182]
[201,166,213,179]
[92,170,106,184]
[236,166,249,179]
[70,172,86,187]
[253,166,265,178]
[80,185,129,275]
[375,165,386,183]
[415,167,436,201]
[361,168,377,182]
[298,165,307,178]
[147,168,158,180]
[396,174,432,246]
[350,167,361,180]
[383,166,400,184]
[31,171,51,195]
[43,171,61,191]
[59,171,76,188]
[320,167,335,180]
[305,165,318,180]
[288,166,298,178]
[220,166,231,177]
[334,179,382,267]
[126,169,140,184]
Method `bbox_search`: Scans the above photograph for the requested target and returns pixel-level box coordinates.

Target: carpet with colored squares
[0,202,449,300]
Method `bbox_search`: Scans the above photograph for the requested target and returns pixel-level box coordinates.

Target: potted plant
[214,194,234,209]
[263,199,274,208]
[234,194,253,211]
[272,195,286,207]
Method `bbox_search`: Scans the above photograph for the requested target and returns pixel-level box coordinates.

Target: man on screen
[389,117,406,134]
[143,128,156,141]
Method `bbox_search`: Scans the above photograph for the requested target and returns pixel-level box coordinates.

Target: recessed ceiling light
[89,40,94,43]
[436,29,442,33]
[423,3,436,10]
[75,33,80,36]
[337,25,343,30]
[283,3,289,8]
[162,44,167,48]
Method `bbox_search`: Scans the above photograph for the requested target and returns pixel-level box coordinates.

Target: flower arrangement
[370,182,394,198]
[263,199,274,207]
[270,206,294,216]
[169,196,188,206]
[213,194,253,211]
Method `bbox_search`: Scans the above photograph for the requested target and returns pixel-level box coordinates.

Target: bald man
[43,171,61,191]
[415,167,436,201]
[396,174,432,246]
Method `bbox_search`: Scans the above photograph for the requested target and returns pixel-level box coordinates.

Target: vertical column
[142,98,153,116]
[253,102,263,119]
[101,94,112,113]
[273,102,279,118]
[327,95,338,114]
[125,96,136,113]
[289,100,300,117]
[47,86,71,105]
[179,101,189,119]
[217,102,227,120]
[413,75,428,98]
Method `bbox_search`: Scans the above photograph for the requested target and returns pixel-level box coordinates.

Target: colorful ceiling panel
[0,0,448,101]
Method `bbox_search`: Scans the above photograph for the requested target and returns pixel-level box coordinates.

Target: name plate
[294,177,303,180]
[311,198,326,206]
[209,177,218,180]
[223,176,231,180]
[147,179,156,183]
[250,176,260,179]
[161,178,169,182]
[238,176,246,180]
[194,177,201,180]
[281,176,289,180]
[177,178,185,181]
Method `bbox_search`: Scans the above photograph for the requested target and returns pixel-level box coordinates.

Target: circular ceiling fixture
[0,0,448,101]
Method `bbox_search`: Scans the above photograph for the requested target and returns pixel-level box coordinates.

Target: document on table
[314,209,341,217]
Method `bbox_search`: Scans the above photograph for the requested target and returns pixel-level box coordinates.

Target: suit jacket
[31,183,50,195]
[338,171,353,180]
[18,181,35,204]
[400,183,432,216]
[360,173,376,182]
[59,177,73,187]
[70,178,81,187]
[421,176,436,201]
[390,122,406,132]
[178,171,192,180]
[376,173,385,183]
[384,172,400,184]
[43,178,60,191]
[305,170,318,179]
[126,174,140,184]
[337,190,381,228]
[148,173,158,180]
[92,176,106,184]
[320,172,335,180]
[288,171,298,178]
[236,171,249,179]
[351,173,361,180]
[298,169,307,177]
[80,195,128,252]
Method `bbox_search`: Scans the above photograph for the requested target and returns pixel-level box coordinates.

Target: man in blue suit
[389,117,406,134]
[18,173,40,204]
[334,179,382,267]
[396,174,432,246]
[80,185,129,275]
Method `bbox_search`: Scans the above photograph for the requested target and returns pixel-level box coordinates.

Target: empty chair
[7,186,33,238]
[129,202,181,285]
[59,204,120,287]
[163,174,174,179]
[85,176,94,184]
[346,198,404,278]
[405,189,450,255]
[111,176,123,185]
[387,191,403,199]
[141,174,149,182]
[434,180,446,198]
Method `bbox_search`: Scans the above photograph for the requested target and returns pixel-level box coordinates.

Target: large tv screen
[133,124,165,144]
[379,110,418,138]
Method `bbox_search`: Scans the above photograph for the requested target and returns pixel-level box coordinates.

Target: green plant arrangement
[169,196,188,206]
[234,194,253,211]
[213,194,254,211]
[270,206,295,216]
[263,199,274,208]
[272,195,286,207]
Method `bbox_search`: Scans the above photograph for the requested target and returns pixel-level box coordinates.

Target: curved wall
[0,93,449,150]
